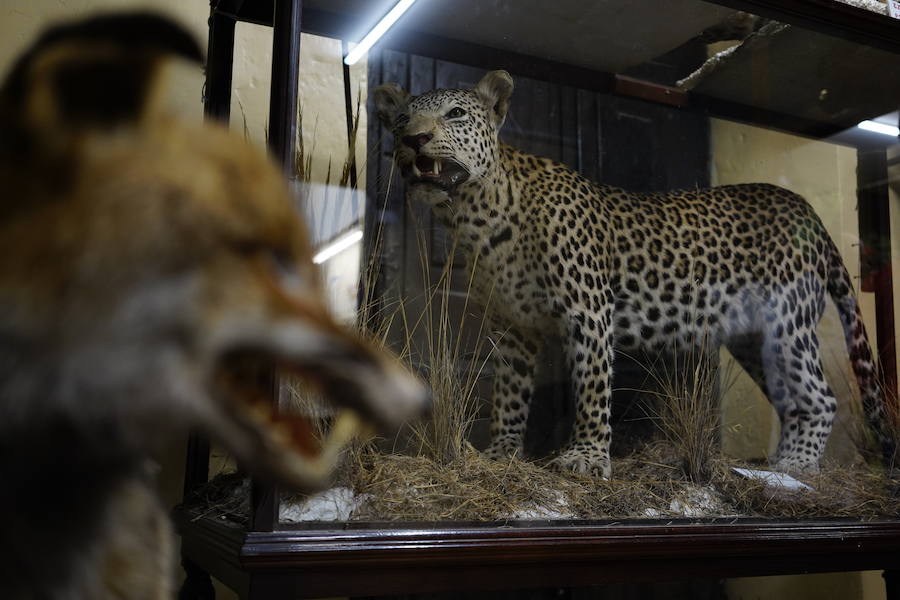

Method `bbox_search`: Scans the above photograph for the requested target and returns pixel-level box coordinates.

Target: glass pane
[194,1,900,527]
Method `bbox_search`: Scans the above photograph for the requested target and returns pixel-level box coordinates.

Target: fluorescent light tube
[344,0,418,65]
[313,229,363,264]
[858,120,900,137]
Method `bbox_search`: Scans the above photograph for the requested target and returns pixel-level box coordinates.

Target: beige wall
[888,146,900,392]
[727,570,887,600]
[229,23,368,185]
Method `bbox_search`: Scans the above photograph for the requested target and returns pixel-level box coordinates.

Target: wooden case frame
[177,1,900,598]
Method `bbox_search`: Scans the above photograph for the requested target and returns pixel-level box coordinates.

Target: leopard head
[374,70,513,193]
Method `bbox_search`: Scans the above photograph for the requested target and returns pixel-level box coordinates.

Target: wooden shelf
[175,510,900,598]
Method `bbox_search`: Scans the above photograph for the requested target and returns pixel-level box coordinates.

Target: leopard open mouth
[404,155,469,190]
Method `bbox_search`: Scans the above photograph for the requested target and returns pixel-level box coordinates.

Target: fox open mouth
[215,353,378,488]
[404,155,469,189]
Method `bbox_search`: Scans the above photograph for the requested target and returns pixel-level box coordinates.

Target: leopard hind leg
[760,294,836,474]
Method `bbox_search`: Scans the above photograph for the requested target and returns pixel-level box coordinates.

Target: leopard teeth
[434,159,441,175]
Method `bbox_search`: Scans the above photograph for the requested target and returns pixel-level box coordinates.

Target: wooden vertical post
[183,6,237,500]
[250,0,303,534]
[267,0,302,174]
[179,7,239,597]
[885,569,899,600]
[857,149,898,408]
[341,40,359,191]
[204,10,236,124]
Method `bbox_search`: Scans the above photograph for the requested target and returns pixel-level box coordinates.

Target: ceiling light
[313,229,364,264]
[858,120,900,137]
[343,0,418,66]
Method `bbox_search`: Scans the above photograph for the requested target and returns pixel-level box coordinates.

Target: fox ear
[373,83,410,129]
[1,12,202,144]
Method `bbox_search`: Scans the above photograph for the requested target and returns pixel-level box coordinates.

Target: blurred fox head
[0,13,428,490]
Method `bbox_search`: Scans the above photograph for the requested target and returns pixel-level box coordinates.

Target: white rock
[509,491,575,520]
[669,485,727,517]
[279,487,364,522]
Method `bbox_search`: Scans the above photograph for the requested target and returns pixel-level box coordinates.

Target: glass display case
[177,1,900,598]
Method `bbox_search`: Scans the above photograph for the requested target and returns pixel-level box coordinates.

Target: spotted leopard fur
[374,70,894,478]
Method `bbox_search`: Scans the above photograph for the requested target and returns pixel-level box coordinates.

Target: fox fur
[0,13,427,599]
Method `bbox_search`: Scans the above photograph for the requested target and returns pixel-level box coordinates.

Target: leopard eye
[445,107,466,119]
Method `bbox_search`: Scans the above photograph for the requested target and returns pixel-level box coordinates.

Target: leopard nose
[402,133,433,151]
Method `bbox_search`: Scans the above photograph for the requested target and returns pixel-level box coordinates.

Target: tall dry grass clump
[846,373,900,478]
[634,335,731,484]
[399,243,494,464]
[285,92,494,474]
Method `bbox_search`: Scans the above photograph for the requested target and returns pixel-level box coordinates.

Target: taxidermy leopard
[374,70,896,478]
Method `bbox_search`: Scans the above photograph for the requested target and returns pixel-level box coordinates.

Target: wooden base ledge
[174,511,900,598]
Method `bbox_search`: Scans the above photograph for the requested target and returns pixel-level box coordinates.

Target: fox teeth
[279,410,370,484]
[320,410,362,458]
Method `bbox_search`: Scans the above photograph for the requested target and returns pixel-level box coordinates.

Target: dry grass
[711,458,899,519]
[348,445,897,522]
[278,322,900,522]
[841,365,900,477]
[395,241,494,464]
[192,440,899,524]
[626,336,735,484]
[182,472,250,526]
[346,441,726,521]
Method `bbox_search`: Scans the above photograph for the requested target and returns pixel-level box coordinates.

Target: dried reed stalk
[625,334,733,484]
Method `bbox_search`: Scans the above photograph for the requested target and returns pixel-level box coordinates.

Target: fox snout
[249,250,430,432]
[209,288,430,490]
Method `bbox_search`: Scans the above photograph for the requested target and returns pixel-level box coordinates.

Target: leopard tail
[827,242,896,470]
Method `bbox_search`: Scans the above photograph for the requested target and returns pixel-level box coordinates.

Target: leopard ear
[372,82,410,129]
[1,12,202,149]
[475,70,513,127]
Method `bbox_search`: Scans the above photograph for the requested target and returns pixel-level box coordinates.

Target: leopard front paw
[772,455,820,476]
[483,437,523,461]
[550,443,611,479]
